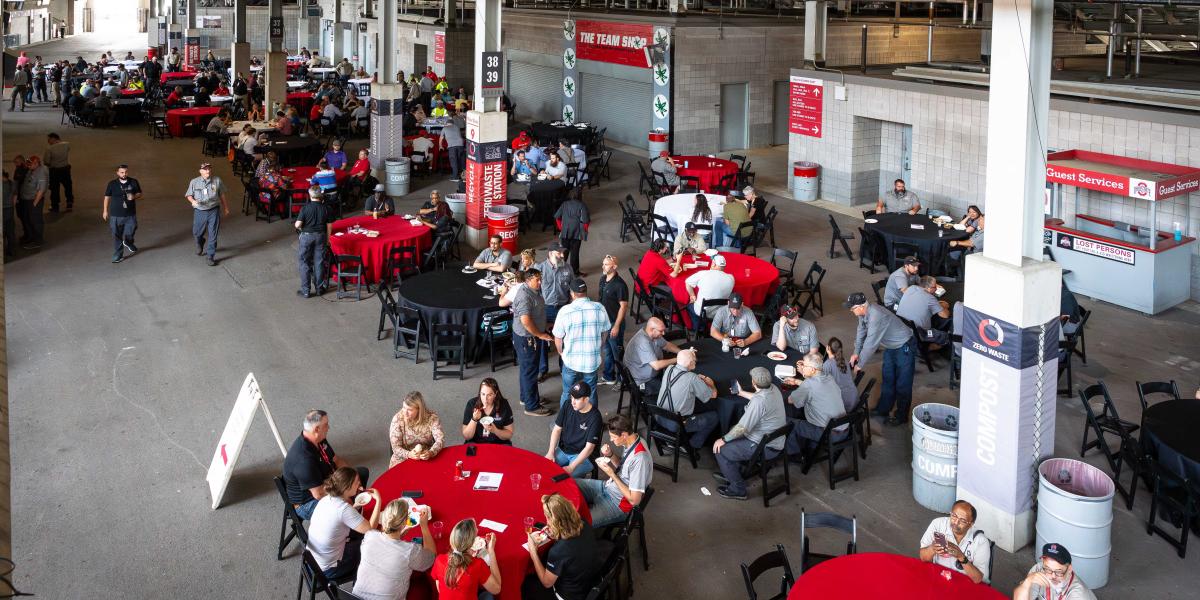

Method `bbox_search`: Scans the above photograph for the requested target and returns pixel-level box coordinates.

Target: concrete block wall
[186,6,302,53]
[787,68,1200,300]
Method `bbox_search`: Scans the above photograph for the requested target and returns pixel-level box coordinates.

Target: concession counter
[1044,150,1198,315]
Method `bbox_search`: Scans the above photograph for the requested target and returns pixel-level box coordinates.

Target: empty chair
[1147,461,1200,558]
[857,227,885,273]
[740,544,795,600]
[1112,426,1149,510]
[792,261,826,317]
[382,245,420,290]
[890,242,920,273]
[651,213,676,244]
[431,322,467,380]
[1078,381,1138,472]
[332,255,366,300]
[799,509,857,573]
[393,305,426,363]
[771,248,798,287]
[729,154,748,171]
[827,215,855,260]
[870,279,888,307]
[642,400,701,483]
[1136,380,1182,411]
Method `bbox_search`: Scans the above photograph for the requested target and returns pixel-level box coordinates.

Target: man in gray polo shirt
[897,276,951,345]
[771,304,819,353]
[185,162,229,266]
[712,367,787,501]
[847,292,916,426]
[622,317,681,398]
[876,178,921,215]
[656,348,719,450]
[784,352,848,455]
[884,256,921,308]
[512,268,555,417]
[708,292,762,346]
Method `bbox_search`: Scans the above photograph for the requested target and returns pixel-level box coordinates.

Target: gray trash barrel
[384,157,410,197]
[1036,458,1114,589]
[911,403,960,513]
[445,193,467,224]
[648,130,669,159]
[793,162,820,202]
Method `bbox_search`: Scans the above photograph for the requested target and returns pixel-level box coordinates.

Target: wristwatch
[954,560,963,569]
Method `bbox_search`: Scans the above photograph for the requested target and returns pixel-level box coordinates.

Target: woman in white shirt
[353,497,436,600]
[307,467,374,580]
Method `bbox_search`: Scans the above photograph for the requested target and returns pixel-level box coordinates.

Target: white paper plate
[767,351,788,361]
[334,232,344,236]
[865,218,879,224]
[704,249,719,257]
[353,492,371,507]
[953,224,966,230]
[462,266,478,274]
[479,416,494,426]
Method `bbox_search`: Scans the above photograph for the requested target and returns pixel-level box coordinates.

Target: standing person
[845,292,916,426]
[554,189,590,276]
[524,493,599,600]
[552,279,611,409]
[431,520,502,600]
[10,65,29,111]
[536,241,575,327]
[44,133,74,213]
[440,117,465,181]
[11,156,29,247]
[711,367,788,501]
[102,165,142,263]
[2,170,14,259]
[512,269,556,417]
[596,255,629,387]
[18,156,48,250]
[185,163,230,266]
[32,59,48,103]
[47,60,62,107]
[294,186,332,298]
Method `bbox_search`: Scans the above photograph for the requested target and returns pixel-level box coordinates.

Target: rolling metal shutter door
[508,61,562,124]
[579,73,652,148]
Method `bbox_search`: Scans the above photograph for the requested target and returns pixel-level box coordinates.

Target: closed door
[901,124,913,184]
[719,82,749,151]
[772,80,789,146]
[413,44,427,76]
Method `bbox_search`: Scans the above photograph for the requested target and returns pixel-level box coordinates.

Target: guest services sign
[575,20,654,68]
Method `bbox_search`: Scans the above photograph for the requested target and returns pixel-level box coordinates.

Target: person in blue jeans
[545,382,603,478]
[511,269,556,417]
[845,292,916,426]
[597,255,630,386]
[576,415,653,527]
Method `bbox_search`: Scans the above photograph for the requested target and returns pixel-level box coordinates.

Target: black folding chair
[474,310,516,371]
[697,298,729,334]
[394,305,426,363]
[827,215,855,260]
[1113,426,1150,510]
[858,227,885,273]
[797,414,860,490]
[382,245,420,290]
[273,476,308,560]
[1078,381,1138,472]
[642,400,701,483]
[651,213,676,245]
[792,261,826,317]
[850,378,876,458]
[1136,380,1181,411]
[619,195,648,244]
[297,550,350,600]
[870,279,888,307]
[771,248,798,287]
[431,322,467,380]
[739,423,794,507]
[1147,460,1200,558]
[740,544,795,600]
[333,255,366,300]
[799,509,857,573]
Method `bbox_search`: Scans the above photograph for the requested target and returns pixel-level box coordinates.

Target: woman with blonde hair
[307,467,373,580]
[431,519,501,600]
[525,493,599,600]
[353,497,436,600]
[388,391,445,467]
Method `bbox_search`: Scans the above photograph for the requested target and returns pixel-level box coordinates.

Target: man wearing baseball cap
[708,292,762,347]
[1013,543,1096,600]
[362,183,393,218]
[884,255,921,308]
[673,221,708,256]
[552,278,611,409]
[184,162,229,266]
[772,304,820,353]
[544,381,603,478]
[685,253,734,331]
[844,291,916,426]
[650,150,679,192]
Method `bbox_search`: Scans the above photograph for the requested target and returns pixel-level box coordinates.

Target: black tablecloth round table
[530,121,598,149]
[260,136,323,167]
[1142,399,1200,482]
[526,178,569,229]
[865,213,970,275]
[686,337,806,431]
[397,265,503,355]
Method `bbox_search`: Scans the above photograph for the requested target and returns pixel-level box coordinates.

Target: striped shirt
[552,297,612,373]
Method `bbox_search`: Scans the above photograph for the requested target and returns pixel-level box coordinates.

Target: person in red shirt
[349,149,371,179]
[164,85,185,108]
[308,101,323,128]
[431,519,501,600]
[636,239,674,289]
[511,130,531,152]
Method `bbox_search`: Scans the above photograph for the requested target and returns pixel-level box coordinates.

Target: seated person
[1013,544,1095,600]
[655,348,719,449]
[273,110,293,136]
[205,109,230,134]
[418,190,453,231]
[510,130,532,152]
[623,317,681,398]
[282,410,371,517]
[388,391,445,467]
[650,151,680,191]
[896,276,951,345]
[324,141,348,171]
[411,103,428,122]
[164,85,185,107]
[193,86,211,107]
[575,415,651,527]
[510,149,538,181]
[432,520,501,600]
[525,143,548,170]
[308,101,323,125]
[673,221,708,256]
[127,76,145,91]
[783,352,848,454]
[686,255,735,330]
[308,467,373,580]
[473,235,513,273]
[348,149,372,179]
[311,159,338,191]
[884,256,921,308]
[213,80,231,96]
[246,101,265,122]
[431,100,449,118]
[100,78,121,98]
[524,493,599,600]
[772,304,820,353]
[543,152,567,181]
[636,239,674,289]
[321,98,344,121]
[402,107,419,132]
[876,178,921,215]
[352,497,436,600]
[708,292,762,347]
[545,382,603,478]
[350,101,370,128]
[822,338,859,412]
[919,500,991,584]
[363,184,394,217]
[410,134,435,166]
[712,367,787,501]
[462,378,515,445]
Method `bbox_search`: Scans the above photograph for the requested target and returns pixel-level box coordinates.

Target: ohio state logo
[1134,182,1150,197]
[977,319,1004,348]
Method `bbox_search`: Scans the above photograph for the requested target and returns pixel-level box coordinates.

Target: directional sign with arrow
[788,76,824,139]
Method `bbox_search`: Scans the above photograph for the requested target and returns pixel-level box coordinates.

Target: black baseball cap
[842,292,868,308]
[569,278,587,293]
[684,221,698,231]
[1041,543,1072,565]
[904,256,921,266]
[547,241,565,252]
[570,381,592,399]
[728,292,744,309]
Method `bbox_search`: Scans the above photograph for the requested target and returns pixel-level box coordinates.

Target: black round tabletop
[530,122,598,148]
[1143,399,1200,464]
[398,266,503,352]
[262,137,322,166]
[865,213,969,275]
[687,337,806,391]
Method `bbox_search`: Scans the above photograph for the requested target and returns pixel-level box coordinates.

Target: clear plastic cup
[432,520,444,540]
[523,516,536,533]
[530,473,542,491]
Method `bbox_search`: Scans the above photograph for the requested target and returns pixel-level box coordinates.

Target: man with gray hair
[783,351,848,455]
[712,366,787,501]
[281,409,369,520]
[656,348,719,450]
[896,275,951,337]
[846,291,916,426]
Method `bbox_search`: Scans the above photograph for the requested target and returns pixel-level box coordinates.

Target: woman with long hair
[462,378,515,444]
[949,205,985,251]
[353,497,436,600]
[822,337,859,412]
[431,519,501,600]
[388,391,445,467]
[307,467,373,580]
[525,493,599,600]
[691,193,713,226]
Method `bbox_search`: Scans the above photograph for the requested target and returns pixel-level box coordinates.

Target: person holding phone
[918,499,991,584]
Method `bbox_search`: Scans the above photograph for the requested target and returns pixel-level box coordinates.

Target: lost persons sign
[575,20,654,68]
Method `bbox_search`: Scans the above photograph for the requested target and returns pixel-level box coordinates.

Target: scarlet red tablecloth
[788,553,1006,599]
[160,71,195,84]
[280,166,350,193]
[329,215,432,283]
[287,91,314,114]
[673,155,739,193]
[165,106,220,137]
[666,251,779,320]
[119,88,145,98]
[368,445,591,600]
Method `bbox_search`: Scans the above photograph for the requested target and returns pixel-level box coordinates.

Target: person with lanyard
[772,304,820,353]
[845,292,916,426]
[294,186,332,298]
[596,254,629,387]
[185,162,229,266]
[655,348,719,451]
[362,184,393,218]
[461,378,515,445]
[919,499,992,584]
[876,178,922,215]
[524,493,599,600]
[512,268,556,417]
[1013,543,1095,600]
[102,164,142,264]
[281,409,369,521]
[707,292,761,346]
[472,235,512,273]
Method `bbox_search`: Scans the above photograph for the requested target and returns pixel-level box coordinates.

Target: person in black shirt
[461,377,515,445]
[362,184,394,217]
[193,86,211,107]
[545,381,603,477]
[524,493,599,600]
[597,255,629,386]
[281,409,369,520]
[102,164,142,263]
[294,185,332,298]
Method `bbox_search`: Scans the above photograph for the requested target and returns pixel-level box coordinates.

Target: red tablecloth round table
[788,553,1006,599]
[119,88,145,98]
[673,155,739,193]
[367,445,591,600]
[286,91,314,114]
[281,166,350,193]
[165,106,221,137]
[666,251,779,325]
[160,71,195,84]
[329,215,432,283]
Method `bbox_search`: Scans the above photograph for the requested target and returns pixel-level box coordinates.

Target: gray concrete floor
[5,35,1200,600]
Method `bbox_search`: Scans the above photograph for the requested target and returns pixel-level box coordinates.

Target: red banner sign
[1046,149,1200,201]
[575,20,654,68]
[433,32,445,65]
[465,159,506,229]
[789,76,823,138]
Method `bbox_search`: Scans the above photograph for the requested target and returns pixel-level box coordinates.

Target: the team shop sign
[575,20,654,68]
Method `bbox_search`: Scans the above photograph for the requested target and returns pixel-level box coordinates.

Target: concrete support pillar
[803,1,828,66]
[231,0,249,81]
[464,0,506,249]
[186,0,197,29]
[368,84,407,174]
[331,0,346,62]
[955,0,1061,554]
[381,0,397,83]
[445,0,458,28]
[472,0,502,111]
[265,52,288,115]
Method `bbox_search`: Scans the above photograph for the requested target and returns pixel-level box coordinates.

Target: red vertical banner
[789,76,824,138]
[433,32,446,64]
[465,140,507,229]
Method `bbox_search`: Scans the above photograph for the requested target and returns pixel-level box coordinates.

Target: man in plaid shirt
[553,278,612,410]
